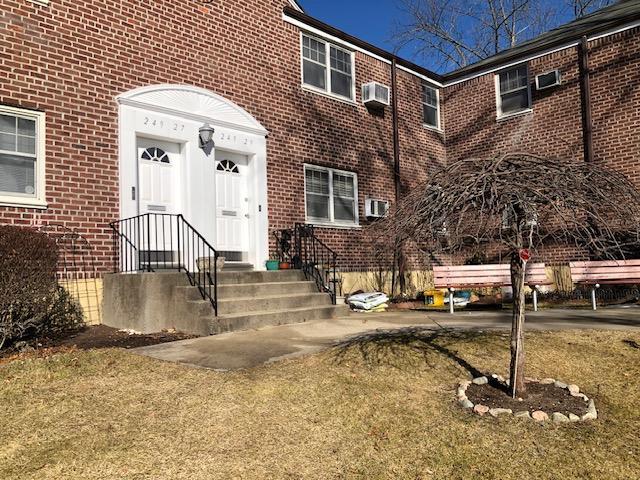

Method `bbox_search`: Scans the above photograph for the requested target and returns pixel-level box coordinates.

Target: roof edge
[443,3,640,81]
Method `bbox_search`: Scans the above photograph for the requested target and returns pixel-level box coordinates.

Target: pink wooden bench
[433,263,550,313]
[570,260,640,310]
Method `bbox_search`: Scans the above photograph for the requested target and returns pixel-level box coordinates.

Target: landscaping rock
[540,378,555,385]
[491,374,506,383]
[581,400,598,421]
[573,393,589,401]
[459,399,474,409]
[554,380,568,389]
[489,408,513,417]
[515,411,532,419]
[552,412,570,423]
[457,387,467,399]
[473,404,490,415]
[569,414,580,422]
[567,384,580,395]
[472,376,488,385]
[532,411,549,422]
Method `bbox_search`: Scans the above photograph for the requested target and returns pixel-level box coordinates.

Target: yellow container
[424,289,445,307]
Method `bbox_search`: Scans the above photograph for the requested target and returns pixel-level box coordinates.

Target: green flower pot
[266,260,280,271]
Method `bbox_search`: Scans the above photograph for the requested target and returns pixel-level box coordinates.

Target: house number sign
[142,116,254,146]
[143,116,185,132]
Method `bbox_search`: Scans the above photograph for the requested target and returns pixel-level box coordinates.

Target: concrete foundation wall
[102,272,211,336]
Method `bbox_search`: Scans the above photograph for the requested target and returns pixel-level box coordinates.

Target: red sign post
[519,249,532,262]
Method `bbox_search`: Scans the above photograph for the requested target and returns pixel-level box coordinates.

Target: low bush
[0,225,83,350]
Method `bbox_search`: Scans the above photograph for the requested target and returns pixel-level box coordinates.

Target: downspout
[391,58,406,295]
[578,35,594,163]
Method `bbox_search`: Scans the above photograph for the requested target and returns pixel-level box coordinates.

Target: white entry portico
[117,84,269,270]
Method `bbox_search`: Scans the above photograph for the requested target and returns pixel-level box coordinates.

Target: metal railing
[109,213,218,316]
[292,223,338,305]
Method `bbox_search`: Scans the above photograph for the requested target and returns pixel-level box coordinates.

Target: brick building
[1,0,639,281]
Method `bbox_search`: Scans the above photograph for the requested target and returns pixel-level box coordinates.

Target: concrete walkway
[134,307,640,371]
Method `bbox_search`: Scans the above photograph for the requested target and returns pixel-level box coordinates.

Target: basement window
[302,34,355,102]
[304,165,359,226]
[496,64,531,118]
[0,105,46,208]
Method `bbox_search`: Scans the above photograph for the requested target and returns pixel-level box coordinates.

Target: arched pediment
[117,84,267,135]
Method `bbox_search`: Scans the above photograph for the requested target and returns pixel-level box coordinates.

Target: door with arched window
[215,150,250,262]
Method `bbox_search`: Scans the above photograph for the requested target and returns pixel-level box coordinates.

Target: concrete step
[217,269,306,285]
[208,304,350,335]
[217,292,331,315]
[217,280,318,298]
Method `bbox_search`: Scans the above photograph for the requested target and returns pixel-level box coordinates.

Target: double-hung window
[422,83,440,128]
[302,34,354,101]
[497,64,531,117]
[0,106,46,208]
[305,165,358,226]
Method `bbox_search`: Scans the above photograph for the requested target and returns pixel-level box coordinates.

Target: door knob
[244,214,250,219]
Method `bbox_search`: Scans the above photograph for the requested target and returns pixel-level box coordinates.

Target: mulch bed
[466,381,589,416]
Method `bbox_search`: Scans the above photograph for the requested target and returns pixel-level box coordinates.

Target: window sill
[0,197,48,210]
[29,0,49,5]
[496,109,533,122]
[423,124,444,134]
[306,221,362,230]
[301,85,358,107]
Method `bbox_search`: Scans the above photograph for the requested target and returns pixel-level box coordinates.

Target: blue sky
[298,0,407,56]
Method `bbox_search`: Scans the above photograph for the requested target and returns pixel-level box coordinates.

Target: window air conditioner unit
[365,198,389,218]
[535,70,561,90]
[362,82,390,108]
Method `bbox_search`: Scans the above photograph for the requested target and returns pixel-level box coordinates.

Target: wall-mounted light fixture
[198,123,215,150]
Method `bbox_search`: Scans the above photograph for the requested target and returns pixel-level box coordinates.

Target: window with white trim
[305,165,358,226]
[422,83,439,128]
[302,34,354,101]
[497,65,531,117]
[0,106,46,207]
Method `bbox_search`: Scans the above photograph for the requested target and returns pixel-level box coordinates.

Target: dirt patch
[42,325,197,350]
[466,381,589,416]
[1,325,197,362]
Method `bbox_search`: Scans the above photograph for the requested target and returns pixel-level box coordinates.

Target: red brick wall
[443,47,584,163]
[589,26,640,187]
[0,0,445,272]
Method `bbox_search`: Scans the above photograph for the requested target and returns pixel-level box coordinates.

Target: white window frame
[422,83,441,130]
[495,64,533,120]
[304,164,359,228]
[0,105,47,209]
[300,33,357,104]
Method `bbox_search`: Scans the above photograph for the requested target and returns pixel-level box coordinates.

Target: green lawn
[1,329,639,479]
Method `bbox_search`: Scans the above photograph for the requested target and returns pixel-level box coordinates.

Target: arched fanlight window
[141,147,170,163]
[216,159,239,173]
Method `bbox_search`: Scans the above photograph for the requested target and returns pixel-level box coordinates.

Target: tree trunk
[509,252,527,397]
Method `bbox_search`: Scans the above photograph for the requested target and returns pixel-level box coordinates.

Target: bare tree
[395,0,614,71]
[373,153,640,396]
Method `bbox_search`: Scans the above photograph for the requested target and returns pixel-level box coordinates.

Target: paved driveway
[134,307,640,371]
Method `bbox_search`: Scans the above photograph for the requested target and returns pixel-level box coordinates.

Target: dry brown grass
[1,329,639,479]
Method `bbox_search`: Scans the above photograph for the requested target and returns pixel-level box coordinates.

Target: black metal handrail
[109,213,219,316]
[292,223,338,304]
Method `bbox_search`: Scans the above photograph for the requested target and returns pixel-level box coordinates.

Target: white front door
[137,138,181,215]
[137,138,182,265]
[215,151,250,261]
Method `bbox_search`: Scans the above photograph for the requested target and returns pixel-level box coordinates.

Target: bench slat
[434,263,550,288]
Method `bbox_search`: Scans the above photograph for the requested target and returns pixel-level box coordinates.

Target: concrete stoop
[103,270,347,336]
[205,269,348,335]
